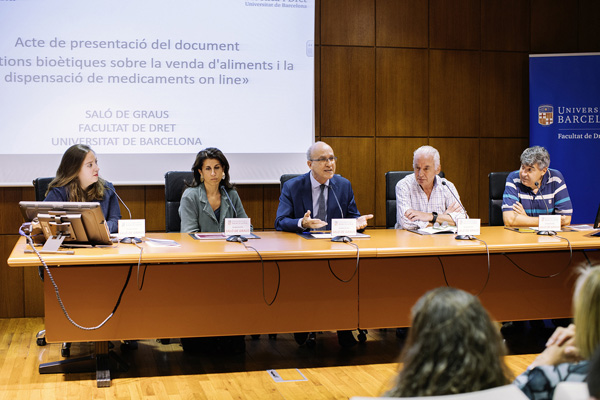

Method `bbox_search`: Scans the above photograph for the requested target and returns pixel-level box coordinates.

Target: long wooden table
[8,227,600,385]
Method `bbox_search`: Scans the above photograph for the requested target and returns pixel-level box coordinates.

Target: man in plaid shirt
[395,145,466,230]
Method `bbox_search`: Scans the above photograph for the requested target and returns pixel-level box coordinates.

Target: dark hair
[47,144,106,201]
[385,287,511,397]
[187,147,233,190]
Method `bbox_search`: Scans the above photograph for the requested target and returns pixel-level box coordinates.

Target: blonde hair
[574,266,600,359]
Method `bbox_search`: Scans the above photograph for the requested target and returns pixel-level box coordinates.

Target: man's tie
[316,184,327,224]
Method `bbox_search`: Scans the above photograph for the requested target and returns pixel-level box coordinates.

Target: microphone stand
[535,180,555,236]
[441,180,474,240]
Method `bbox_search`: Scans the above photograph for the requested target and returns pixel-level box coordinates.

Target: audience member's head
[574,266,600,360]
[385,287,510,397]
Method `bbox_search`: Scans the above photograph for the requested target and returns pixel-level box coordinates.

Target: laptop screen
[595,203,600,229]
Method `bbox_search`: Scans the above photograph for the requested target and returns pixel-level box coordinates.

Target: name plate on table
[457,218,480,236]
[225,218,251,236]
[331,219,357,237]
[538,215,561,232]
[118,219,145,239]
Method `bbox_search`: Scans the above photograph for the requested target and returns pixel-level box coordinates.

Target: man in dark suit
[275,141,373,347]
[275,141,372,232]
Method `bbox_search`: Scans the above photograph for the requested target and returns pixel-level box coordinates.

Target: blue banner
[529,54,600,224]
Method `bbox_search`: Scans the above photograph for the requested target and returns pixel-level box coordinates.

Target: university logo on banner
[538,104,554,126]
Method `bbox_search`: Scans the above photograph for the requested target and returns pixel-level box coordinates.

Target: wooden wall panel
[145,186,165,232]
[531,0,578,54]
[23,266,44,317]
[482,0,530,52]
[325,137,376,220]
[430,0,480,50]
[376,0,428,48]
[236,185,264,231]
[579,0,600,52]
[314,45,321,139]
[480,52,529,138]
[2,1,596,318]
[0,235,23,317]
[429,50,480,138]
[264,185,282,231]
[0,187,26,235]
[114,186,145,219]
[376,48,428,137]
[321,46,375,137]
[375,138,427,227]
[321,0,374,46]
[478,138,529,224]
[429,138,480,219]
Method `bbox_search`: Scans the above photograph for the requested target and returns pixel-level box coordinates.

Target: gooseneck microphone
[534,180,555,236]
[106,186,142,243]
[221,186,248,242]
[441,179,473,240]
[106,186,131,219]
[328,181,352,242]
[328,182,344,218]
[221,186,238,218]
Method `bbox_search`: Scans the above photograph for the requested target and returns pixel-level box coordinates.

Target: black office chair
[164,171,194,233]
[280,173,301,192]
[488,172,510,226]
[385,171,445,229]
[33,177,53,202]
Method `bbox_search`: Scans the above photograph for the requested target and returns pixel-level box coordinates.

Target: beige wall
[2,0,600,317]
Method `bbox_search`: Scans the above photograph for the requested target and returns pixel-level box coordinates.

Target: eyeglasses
[310,157,337,163]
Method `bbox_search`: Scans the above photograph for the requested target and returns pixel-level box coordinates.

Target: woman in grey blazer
[179,147,249,233]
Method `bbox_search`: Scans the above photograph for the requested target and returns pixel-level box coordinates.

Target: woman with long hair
[385,287,511,397]
[179,147,249,232]
[515,265,600,399]
[45,144,121,233]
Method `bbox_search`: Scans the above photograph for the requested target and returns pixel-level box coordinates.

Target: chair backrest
[385,171,444,229]
[350,384,528,399]
[164,171,194,232]
[280,174,301,192]
[488,172,510,226]
[32,177,54,201]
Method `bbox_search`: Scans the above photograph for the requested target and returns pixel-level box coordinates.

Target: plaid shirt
[395,174,467,230]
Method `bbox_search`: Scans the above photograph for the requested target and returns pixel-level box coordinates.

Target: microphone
[221,186,238,217]
[221,186,247,242]
[329,181,353,243]
[328,182,344,218]
[534,180,555,236]
[106,186,131,219]
[441,179,473,240]
[106,186,141,243]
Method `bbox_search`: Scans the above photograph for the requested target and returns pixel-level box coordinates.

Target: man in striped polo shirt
[502,146,572,227]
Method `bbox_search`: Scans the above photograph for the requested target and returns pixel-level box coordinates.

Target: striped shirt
[502,169,573,217]
[395,174,467,230]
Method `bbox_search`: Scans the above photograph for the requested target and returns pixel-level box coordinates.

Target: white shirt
[395,174,467,230]
[296,172,330,229]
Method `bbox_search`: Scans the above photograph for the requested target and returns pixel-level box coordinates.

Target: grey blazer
[178,184,249,232]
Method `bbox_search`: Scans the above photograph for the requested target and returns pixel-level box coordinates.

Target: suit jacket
[179,184,249,233]
[275,172,361,232]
